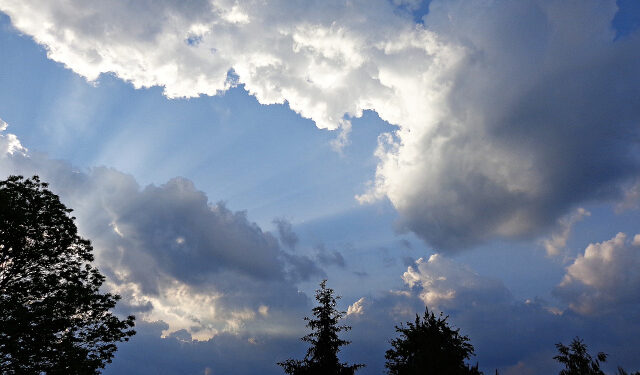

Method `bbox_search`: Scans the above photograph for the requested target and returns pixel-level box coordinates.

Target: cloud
[0,117,26,155]
[273,218,299,250]
[359,0,640,250]
[392,0,427,11]
[346,297,367,316]
[541,208,590,257]
[554,232,640,315]
[0,124,311,340]
[343,252,640,373]
[103,321,303,375]
[2,0,638,251]
[315,243,346,268]
[402,254,511,310]
[616,179,640,212]
[280,251,326,283]
[343,255,560,373]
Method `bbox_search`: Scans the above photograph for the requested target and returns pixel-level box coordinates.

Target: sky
[0,0,639,374]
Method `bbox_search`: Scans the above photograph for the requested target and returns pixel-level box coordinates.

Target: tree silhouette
[554,337,606,375]
[278,280,364,375]
[617,367,640,375]
[385,307,482,375]
[0,176,135,374]
[553,337,640,375]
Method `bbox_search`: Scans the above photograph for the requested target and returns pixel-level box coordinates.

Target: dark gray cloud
[360,0,640,251]
[273,217,299,250]
[315,243,346,268]
[103,321,304,375]
[281,252,326,282]
[0,142,312,339]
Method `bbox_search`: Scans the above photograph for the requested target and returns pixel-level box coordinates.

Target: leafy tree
[553,337,640,375]
[385,307,482,375]
[278,280,364,375]
[554,337,606,375]
[0,176,135,374]
[617,367,640,375]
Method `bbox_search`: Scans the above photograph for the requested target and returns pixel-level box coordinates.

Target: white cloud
[402,253,510,309]
[1,0,639,252]
[555,232,640,315]
[346,297,366,316]
[541,207,590,257]
[0,117,26,155]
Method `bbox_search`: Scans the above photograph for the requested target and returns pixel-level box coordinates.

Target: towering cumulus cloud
[1,0,639,250]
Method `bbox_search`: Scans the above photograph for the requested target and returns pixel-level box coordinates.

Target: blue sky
[1,1,640,374]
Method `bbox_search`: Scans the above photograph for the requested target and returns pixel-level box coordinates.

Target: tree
[553,337,606,375]
[0,175,135,374]
[385,307,482,375]
[278,280,364,375]
[617,367,640,375]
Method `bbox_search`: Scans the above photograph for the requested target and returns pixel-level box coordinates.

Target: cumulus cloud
[359,254,640,373]
[402,254,511,309]
[347,297,367,316]
[555,232,640,315]
[342,255,564,373]
[362,0,640,250]
[0,124,312,340]
[2,0,638,250]
[0,117,26,155]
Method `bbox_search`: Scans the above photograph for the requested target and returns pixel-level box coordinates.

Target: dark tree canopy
[617,368,640,375]
[385,307,482,375]
[0,175,135,374]
[278,280,364,375]
[554,337,607,375]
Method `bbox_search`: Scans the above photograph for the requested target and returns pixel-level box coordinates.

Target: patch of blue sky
[613,0,640,39]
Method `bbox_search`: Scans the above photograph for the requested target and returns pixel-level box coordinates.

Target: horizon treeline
[281,280,640,375]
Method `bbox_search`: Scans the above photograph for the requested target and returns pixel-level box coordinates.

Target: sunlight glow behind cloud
[2,0,639,251]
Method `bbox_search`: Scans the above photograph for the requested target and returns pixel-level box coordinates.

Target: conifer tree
[278,280,364,375]
[385,307,482,375]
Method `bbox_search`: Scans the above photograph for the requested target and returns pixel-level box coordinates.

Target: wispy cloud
[541,208,590,257]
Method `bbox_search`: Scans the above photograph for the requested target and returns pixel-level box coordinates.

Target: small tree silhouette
[385,307,482,375]
[553,337,640,375]
[554,337,606,375]
[278,280,364,375]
